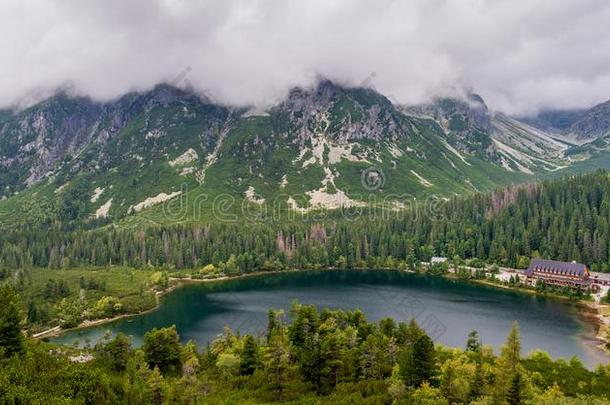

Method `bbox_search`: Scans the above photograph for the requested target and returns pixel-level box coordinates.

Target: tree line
[1,171,610,274]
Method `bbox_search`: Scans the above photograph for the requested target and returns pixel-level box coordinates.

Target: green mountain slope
[0,81,606,228]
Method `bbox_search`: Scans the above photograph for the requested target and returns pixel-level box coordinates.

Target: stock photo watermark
[152,169,448,226]
[371,285,447,341]
[210,284,446,343]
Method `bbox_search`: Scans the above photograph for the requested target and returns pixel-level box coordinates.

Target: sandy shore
[580,300,610,355]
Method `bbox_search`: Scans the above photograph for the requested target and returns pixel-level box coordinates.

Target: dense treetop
[1,171,609,274]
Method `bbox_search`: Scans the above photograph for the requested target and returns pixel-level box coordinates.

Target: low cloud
[1,0,610,115]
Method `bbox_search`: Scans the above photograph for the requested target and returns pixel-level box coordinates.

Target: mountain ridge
[1,80,609,227]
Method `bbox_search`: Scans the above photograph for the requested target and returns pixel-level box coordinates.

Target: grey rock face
[405,93,494,158]
[1,79,606,204]
[0,95,102,192]
[0,84,228,197]
[518,109,586,133]
[564,100,610,142]
[275,80,413,147]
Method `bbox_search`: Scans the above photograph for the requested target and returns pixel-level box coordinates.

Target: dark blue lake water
[53,270,608,368]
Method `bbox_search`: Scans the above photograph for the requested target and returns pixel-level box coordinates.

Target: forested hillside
[1,170,609,274]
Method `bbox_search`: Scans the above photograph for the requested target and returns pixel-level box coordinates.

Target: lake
[52,270,608,368]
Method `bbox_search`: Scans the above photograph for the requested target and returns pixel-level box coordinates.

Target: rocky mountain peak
[564,99,610,142]
[404,92,493,158]
[0,80,607,224]
[274,79,409,145]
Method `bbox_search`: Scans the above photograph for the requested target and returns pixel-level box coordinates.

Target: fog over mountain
[2,0,610,115]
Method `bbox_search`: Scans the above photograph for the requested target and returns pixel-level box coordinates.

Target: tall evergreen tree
[465,329,482,353]
[399,332,436,388]
[265,332,291,401]
[240,335,260,376]
[502,322,522,374]
[0,283,25,357]
[494,322,522,403]
[507,371,522,405]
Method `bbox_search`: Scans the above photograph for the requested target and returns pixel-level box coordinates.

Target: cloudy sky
[1,0,610,115]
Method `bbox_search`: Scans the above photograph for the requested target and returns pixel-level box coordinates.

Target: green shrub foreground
[1,284,610,404]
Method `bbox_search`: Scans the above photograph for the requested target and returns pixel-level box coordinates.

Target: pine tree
[399,332,435,388]
[494,322,522,403]
[27,300,38,324]
[0,284,25,358]
[266,333,290,401]
[412,333,436,386]
[240,334,260,376]
[319,327,344,392]
[507,371,522,405]
[267,309,279,342]
[502,322,521,374]
[465,330,481,353]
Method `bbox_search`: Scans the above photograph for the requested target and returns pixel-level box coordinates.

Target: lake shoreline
[465,276,610,355]
[580,300,610,355]
[37,267,610,359]
[32,270,288,340]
